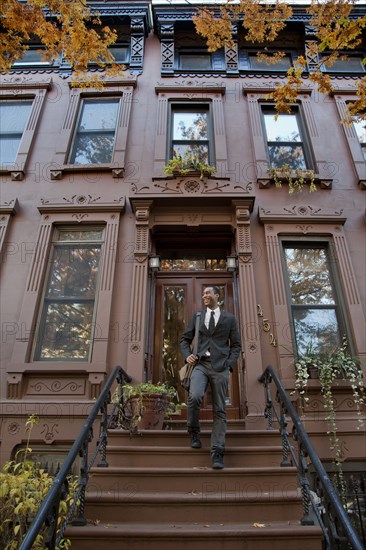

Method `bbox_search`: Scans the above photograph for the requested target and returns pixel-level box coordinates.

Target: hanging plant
[293,338,365,501]
[268,163,316,194]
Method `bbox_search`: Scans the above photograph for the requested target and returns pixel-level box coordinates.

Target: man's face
[202,287,219,309]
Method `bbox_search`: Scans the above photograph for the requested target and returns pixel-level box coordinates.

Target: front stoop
[67,427,323,550]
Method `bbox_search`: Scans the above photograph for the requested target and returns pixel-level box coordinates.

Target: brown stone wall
[0,16,365,465]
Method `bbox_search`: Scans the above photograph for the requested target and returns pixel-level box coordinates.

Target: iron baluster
[97,398,109,467]
[72,429,92,527]
[278,398,292,467]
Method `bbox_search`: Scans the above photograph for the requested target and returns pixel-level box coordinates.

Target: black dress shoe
[211,450,224,469]
[190,432,201,449]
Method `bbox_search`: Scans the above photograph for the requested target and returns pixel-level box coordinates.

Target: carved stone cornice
[67,77,137,90]
[155,84,226,95]
[38,195,125,214]
[258,204,347,224]
[0,75,52,90]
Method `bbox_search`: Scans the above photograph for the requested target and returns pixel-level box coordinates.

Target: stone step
[87,465,300,495]
[107,428,283,448]
[105,445,284,468]
[84,490,304,524]
[67,522,323,550]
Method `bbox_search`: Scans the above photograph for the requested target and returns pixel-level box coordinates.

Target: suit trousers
[187,359,230,452]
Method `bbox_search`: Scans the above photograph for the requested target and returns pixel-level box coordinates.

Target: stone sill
[258,175,332,190]
[50,164,124,180]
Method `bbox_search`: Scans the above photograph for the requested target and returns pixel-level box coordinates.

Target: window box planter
[267,165,316,193]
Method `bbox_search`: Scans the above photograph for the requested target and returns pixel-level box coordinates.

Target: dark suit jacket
[180,309,241,372]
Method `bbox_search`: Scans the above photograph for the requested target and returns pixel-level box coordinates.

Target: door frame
[152,271,242,419]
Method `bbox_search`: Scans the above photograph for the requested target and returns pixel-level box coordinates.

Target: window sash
[169,104,212,164]
[34,229,103,361]
[69,98,119,165]
[249,53,292,71]
[263,108,310,169]
[282,243,344,356]
[13,48,53,66]
[0,101,33,165]
[179,53,212,70]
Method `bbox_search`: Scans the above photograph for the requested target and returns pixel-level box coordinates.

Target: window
[323,55,365,73]
[69,98,120,165]
[0,100,33,166]
[248,53,292,71]
[13,48,54,66]
[50,82,135,179]
[283,242,344,356]
[262,106,311,170]
[169,104,211,164]
[179,50,212,71]
[353,120,366,162]
[109,45,129,64]
[34,227,103,361]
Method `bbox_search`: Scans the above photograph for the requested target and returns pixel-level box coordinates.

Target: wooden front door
[153,272,241,419]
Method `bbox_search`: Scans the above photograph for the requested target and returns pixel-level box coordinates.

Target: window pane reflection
[173,112,208,140]
[162,286,186,401]
[283,244,342,356]
[160,258,227,271]
[284,247,336,305]
[293,308,340,356]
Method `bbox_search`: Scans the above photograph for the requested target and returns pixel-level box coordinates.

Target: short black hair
[206,285,220,296]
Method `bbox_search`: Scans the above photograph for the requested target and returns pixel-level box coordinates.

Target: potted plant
[163,151,216,180]
[116,381,180,432]
[268,163,316,194]
[293,338,365,500]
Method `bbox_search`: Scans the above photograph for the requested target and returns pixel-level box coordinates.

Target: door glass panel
[161,257,226,271]
[162,286,186,401]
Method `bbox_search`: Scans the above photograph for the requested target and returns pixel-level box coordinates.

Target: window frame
[176,48,212,71]
[239,50,294,72]
[8,196,125,394]
[0,78,51,180]
[32,226,104,362]
[153,85,228,178]
[68,97,121,166]
[321,53,365,74]
[332,92,366,189]
[0,99,33,167]
[244,88,334,189]
[353,119,366,162]
[281,237,349,356]
[168,102,214,165]
[50,80,136,180]
[261,104,314,171]
[258,208,366,384]
[13,47,57,67]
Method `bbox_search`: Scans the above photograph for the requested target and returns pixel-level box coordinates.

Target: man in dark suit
[179,285,241,469]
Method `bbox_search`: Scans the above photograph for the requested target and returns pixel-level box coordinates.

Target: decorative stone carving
[130,17,145,72]
[161,23,175,74]
[225,24,238,74]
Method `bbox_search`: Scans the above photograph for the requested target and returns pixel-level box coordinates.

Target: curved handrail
[19,365,132,550]
[259,365,364,550]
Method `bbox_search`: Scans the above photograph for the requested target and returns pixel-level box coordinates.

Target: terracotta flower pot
[129,393,170,430]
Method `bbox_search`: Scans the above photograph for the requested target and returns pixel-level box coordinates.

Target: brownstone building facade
[0,0,365,492]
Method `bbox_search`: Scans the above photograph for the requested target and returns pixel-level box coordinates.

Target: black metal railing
[259,365,365,550]
[19,365,132,550]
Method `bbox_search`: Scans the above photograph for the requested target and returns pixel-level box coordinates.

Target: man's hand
[186,354,198,365]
